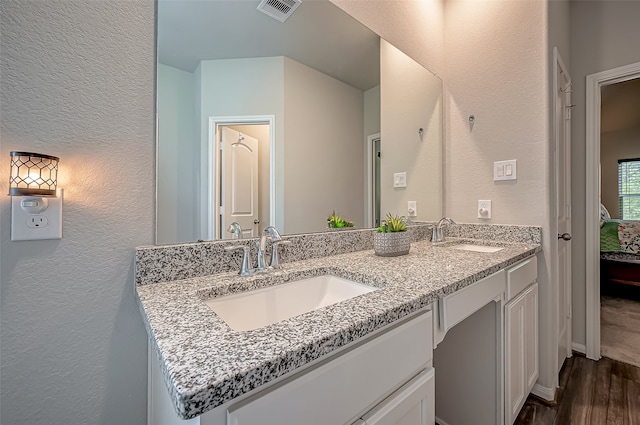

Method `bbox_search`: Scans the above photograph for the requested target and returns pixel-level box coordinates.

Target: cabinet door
[524,283,539,392]
[505,291,526,425]
[361,368,435,425]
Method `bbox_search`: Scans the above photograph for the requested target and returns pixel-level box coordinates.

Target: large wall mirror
[156,0,443,245]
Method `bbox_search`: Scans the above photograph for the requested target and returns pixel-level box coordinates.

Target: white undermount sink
[449,244,504,253]
[204,275,377,331]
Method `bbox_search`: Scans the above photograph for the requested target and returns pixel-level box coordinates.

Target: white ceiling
[157,0,380,91]
[601,77,640,134]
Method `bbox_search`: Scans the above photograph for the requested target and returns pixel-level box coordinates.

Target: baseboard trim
[435,416,452,425]
[531,383,556,402]
[572,342,587,354]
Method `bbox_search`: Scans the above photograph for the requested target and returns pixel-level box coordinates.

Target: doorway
[208,116,275,240]
[585,62,640,360]
[366,133,381,228]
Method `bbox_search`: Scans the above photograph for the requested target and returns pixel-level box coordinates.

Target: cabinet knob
[558,233,572,241]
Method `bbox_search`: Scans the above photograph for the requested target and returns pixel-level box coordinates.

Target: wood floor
[514,354,640,425]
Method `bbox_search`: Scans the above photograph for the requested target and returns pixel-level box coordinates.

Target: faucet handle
[269,239,291,269]
[224,245,253,276]
[255,238,269,271]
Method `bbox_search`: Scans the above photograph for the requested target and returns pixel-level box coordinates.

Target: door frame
[585,61,640,360]
[365,133,381,228]
[207,115,275,240]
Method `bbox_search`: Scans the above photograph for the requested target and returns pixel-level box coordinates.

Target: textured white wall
[444,0,548,225]
[0,1,154,424]
[570,0,640,345]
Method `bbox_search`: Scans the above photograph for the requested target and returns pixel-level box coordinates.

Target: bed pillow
[600,204,611,228]
[619,221,640,254]
[600,220,621,252]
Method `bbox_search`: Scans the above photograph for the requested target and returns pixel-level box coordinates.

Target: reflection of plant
[327,211,354,228]
[377,213,407,233]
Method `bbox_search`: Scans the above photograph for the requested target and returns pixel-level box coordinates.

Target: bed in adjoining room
[600,204,640,289]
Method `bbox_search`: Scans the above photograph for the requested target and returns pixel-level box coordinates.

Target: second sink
[205,274,377,331]
[449,244,504,253]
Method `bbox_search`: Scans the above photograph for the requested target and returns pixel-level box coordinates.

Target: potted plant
[327,211,354,230]
[374,213,410,256]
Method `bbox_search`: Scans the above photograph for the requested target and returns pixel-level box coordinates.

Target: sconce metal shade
[9,151,59,196]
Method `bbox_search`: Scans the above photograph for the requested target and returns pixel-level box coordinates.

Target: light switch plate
[11,190,63,241]
[494,160,517,181]
[393,172,407,188]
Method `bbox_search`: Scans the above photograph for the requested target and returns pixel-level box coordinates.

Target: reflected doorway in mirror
[209,116,276,241]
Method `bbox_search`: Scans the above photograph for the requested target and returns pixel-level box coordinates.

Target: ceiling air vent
[257,0,302,23]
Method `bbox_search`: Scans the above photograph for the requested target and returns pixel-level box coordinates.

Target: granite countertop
[136,237,540,419]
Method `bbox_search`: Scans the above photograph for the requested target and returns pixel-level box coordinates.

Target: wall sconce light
[9,151,63,241]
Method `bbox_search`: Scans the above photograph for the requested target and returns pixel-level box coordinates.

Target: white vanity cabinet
[432,254,539,425]
[149,310,434,425]
[504,257,538,425]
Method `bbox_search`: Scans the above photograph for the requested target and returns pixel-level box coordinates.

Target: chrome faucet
[226,226,290,276]
[432,217,456,243]
[227,222,243,239]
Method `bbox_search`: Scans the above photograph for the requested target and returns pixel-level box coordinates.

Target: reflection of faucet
[227,222,243,239]
[432,217,456,243]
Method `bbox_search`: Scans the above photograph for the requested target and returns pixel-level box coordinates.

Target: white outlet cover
[478,199,492,219]
[11,190,63,241]
[407,200,417,216]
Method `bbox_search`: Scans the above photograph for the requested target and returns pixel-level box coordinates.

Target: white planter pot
[373,232,411,257]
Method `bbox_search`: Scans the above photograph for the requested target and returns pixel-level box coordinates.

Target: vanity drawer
[438,270,505,333]
[506,256,537,301]
[227,310,432,425]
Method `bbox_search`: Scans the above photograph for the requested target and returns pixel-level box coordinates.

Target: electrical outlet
[11,189,63,241]
[407,201,417,217]
[26,215,49,228]
[478,200,492,219]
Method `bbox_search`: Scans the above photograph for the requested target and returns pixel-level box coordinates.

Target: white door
[555,49,572,372]
[221,127,259,238]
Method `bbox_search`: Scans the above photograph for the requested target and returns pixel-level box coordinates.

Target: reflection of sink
[449,244,504,253]
[205,275,377,331]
